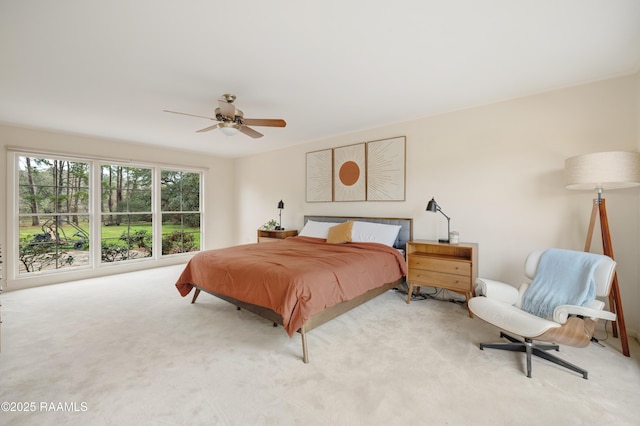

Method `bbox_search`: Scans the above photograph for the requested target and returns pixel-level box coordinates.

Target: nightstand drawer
[257,229,298,243]
[258,237,281,243]
[407,270,471,292]
[408,256,471,276]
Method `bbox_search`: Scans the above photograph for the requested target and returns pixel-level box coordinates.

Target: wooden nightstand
[257,229,298,243]
[405,240,478,317]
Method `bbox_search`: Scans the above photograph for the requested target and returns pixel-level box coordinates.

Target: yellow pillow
[326,220,353,244]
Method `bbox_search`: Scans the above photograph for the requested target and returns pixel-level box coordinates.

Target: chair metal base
[479,332,588,379]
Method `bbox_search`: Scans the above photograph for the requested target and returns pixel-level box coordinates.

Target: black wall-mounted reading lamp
[426,197,450,243]
[276,200,285,230]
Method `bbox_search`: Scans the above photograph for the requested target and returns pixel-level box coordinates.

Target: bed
[175,216,412,363]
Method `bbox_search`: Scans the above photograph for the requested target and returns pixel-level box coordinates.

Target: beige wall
[0,125,235,289]
[235,73,640,338]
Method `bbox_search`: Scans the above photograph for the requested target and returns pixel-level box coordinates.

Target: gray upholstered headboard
[303,216,413,251]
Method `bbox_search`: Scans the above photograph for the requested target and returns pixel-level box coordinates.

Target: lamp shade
[565,151,640,190]
[426,197,438,212]
[219,122,240,136]
[277,200,284,209]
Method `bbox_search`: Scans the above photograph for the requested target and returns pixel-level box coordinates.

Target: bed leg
[191,288,201,304]
[301,326,309,364]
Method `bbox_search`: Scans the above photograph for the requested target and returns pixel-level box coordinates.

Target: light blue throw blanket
[521,249,605,319]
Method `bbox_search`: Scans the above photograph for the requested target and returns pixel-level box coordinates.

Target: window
[161,170,201,255]
[13,152,203,279]
[17,156,90,274]
[100,165,153,263]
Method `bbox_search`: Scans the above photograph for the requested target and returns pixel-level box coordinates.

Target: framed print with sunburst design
[306,149,333,202]
[366,136,406,201]
[333,143,366,202]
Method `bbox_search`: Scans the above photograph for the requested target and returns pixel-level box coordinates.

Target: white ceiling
[2,1,639,158]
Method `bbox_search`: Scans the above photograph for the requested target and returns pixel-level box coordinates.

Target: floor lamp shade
[565,151,640,190]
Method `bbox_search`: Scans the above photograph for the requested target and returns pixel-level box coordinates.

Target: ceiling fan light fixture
[219,122,240,136]
[164,94,285,138]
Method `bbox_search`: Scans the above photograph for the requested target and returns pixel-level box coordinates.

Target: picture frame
[366,136,406,201]
[305,149,333,202]
[333,143,366,202]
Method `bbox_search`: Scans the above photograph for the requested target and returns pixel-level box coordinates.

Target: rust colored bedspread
[175,236,407,336]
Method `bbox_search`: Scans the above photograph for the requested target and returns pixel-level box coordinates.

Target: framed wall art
[305,149,333,202]
[366,136,406,201]
[333,143,366,202]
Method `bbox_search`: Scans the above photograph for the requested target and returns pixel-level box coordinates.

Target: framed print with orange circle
[333,143,366,201]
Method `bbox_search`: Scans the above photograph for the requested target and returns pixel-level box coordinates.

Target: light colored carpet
[1,265,639,425]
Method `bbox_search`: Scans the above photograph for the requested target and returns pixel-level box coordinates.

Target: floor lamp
[565,151,640,357]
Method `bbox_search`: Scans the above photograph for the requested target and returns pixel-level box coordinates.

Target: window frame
[8,149,205,283]
[160,169,202,256]
[99,163,155,265]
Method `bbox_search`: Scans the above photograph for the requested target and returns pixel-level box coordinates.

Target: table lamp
[276,200,284,230]
[426,197,450,243]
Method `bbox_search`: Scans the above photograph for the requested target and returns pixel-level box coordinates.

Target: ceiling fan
[163,94,286,138]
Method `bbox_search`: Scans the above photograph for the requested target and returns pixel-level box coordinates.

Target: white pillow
[351,221,402,247]
[298,220,339,239]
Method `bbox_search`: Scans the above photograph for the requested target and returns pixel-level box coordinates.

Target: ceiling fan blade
[217,99,236,118]
[196,123,221,133]
[239,125,263,138]
[164,110,216,120]
[242,118,287,128]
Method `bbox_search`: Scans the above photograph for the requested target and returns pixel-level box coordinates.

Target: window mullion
[153,167,161,260]
[91,160,101,268]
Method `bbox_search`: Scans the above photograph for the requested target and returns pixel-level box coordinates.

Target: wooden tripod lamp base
[584,197,630,357]
[565,151,640,358]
